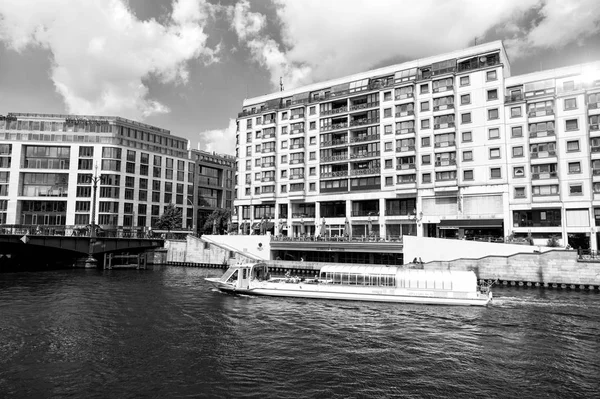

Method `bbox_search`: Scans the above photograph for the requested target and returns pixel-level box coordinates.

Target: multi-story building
[234,40,600,254]
[0,112,197,234]
[190,149,235,233]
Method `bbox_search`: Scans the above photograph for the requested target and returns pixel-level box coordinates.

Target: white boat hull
[205,278,492,307]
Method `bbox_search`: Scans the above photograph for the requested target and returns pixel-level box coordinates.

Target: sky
[1,0,599,156]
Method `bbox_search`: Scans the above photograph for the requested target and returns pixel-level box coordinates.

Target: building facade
[234,41,600,251]
[0,112,233,235]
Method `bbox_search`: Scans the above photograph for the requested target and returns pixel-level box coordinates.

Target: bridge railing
[0,224,158,239]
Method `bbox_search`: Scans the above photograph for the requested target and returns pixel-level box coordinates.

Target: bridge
[0,225,165,270]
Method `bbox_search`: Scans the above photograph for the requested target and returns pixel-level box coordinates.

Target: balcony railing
[433,104,455,112]
[588,102,600,110]
[529,129,555,138]
[434,122,455,130]
[291,213,315,218]
[290,144,305,150]
[528,108,554,118]
[351,211,379,217]
[590,124,599,131]
[321,154,348,162]
[261,148,276,153]
[593,169,600,176]
[261,177,275,182]
[290,159,305,165]
[434,159,457,167]
[434,141,455,148]
[505,94,524,103]
[350,134,380,143]
[530,150,556,159]
[350,167,380,176]
[395,93,414,100]
[433,85,454,93]
[320,122,348,132]
[320,138,348,148]
[396,145,415,152]
[262,133,276,139]
[349,118,379,127]
[395,128,415,135]
[395,110,415,118]
[349,101,379,112]
[524,88,555,99]
[320,170,348,178]
[396,163,415,170]
[531,172,558,180]
[320,107,348,116]
[261,162,275,167]
[290,174,304,180]
[350,151,380,159]
[291,113,305,120]
[291,128,305,134]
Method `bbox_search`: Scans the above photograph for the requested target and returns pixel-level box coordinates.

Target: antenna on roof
[280,77,284,92]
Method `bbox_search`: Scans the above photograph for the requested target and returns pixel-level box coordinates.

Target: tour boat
[205,263,492,307]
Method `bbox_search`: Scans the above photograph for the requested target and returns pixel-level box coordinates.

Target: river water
[1,266,599,399]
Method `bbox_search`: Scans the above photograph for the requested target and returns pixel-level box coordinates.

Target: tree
[202,209,231,235]
[155,203,182,232]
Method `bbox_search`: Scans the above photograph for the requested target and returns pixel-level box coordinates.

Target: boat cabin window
[227,270,238,284]
[252,265,268,281]
[320,270,396,287]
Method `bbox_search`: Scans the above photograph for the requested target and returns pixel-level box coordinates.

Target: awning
[252,222,261,229]
[438,219,504,229]
[265,222,274,229]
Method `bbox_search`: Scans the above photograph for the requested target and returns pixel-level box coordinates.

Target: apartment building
[234,40,600,251]
[0,112,193,233]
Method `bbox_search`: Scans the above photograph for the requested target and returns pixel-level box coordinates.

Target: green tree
[202,209,231,235]
[155,203,182,232]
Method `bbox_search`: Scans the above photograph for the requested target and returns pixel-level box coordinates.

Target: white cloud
[504,0,600,59]
[197,118,237,155]
[0,0,219,119]
[229,0,599,89]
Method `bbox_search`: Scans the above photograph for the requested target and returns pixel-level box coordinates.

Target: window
[281,155,287,163]
[486,70,497,81]
[490,168,501,179]
[420,101,430,112]
[281,112,288,120]
[461,113,471,124]
[568,162,581,174]
[422,154,431,165]
[514,187,526,198]
[463,150,473,161]
[514,166,525,178]
[563,81,575,91]
[281,140,288,149]
[309,152,316,160]
[310,136,316,145]
[385,142,393,151]
[460,76,470,86]
[488,108,499,120]
[462,131,472,142]
[421,137,430,147]
[463,170,473,180]
[566,140,580,152]
[246,146,251,156]
[460,94,470,105]
[511,126,523,138]
[489,128,500,139]
[385,159,393,169]
[564,98,577,110]
[565,119,578,131]
[385,176,393,186]
[510,106,522,118]
[569,184,583,196]
[385,125,393,134]
[489,148,501,159]
[309,183,316,191]
[310,121,316,130]
[421,119,430,129]
[281,126,288,135]
[384,108,392,118]
[487,89,498,100]
[281,185,287,193]
[422,173,431,183]
[512,146,524,157]
[309,106,316,115]
[255,158,261,167]
[384,91,392,101]
[420,84,429,94]
[245,188,250,195]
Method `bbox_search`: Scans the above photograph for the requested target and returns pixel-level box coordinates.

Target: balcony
[433,85,454,93]
[434,140,456,148]
[290,128,305,135]
[261,148,276,153]
[433,104,455,112]
[261,162,275,168]
[320,138,348,148]
[529,129,555,138]
[434,159,457,167]
[350,134,380,143]
[350,151,380,159]
[395,92,414,101]
[349,101,379,112]
[290,174,304,180]
[321,154,348,162]
[588,102,600,110]
[261,177,275,182]
[530,150,556,159]
[292,213,315,218]
[351,210,379,217]
[321,107,348,116]
[396,127,415,135]
[434,122,455,130]
[396,163,415,170]
[320,122,348,132]
[262,132,276,139]
[528,107,554,118]
[291,113,305,120]
[320,170,348,178]
[350,167,380,176]
[395,110,415,118]
[349,118,379,127]
[290,144,305,150]
[396,145,415,153]
[591,146,600,153]
[290,159,305,165]
[524,88,555,99]
[505,93,524,103]
[531,172,558,180]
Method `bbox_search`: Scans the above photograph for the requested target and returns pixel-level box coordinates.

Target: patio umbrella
[368,217,373,235]
[320,217,327,237]
[260,218,266,235]
[300,219,305,235]
[344,217,350,237]
[212,219,217,235]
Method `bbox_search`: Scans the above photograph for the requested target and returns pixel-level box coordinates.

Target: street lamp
[85,166,102,267]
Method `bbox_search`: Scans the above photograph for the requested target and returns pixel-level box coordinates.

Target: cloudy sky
[1,0,599,155]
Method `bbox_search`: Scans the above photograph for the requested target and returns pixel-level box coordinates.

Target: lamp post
[85,167,102,267]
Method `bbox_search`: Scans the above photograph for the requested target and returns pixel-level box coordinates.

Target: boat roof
[320,265,398,275]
